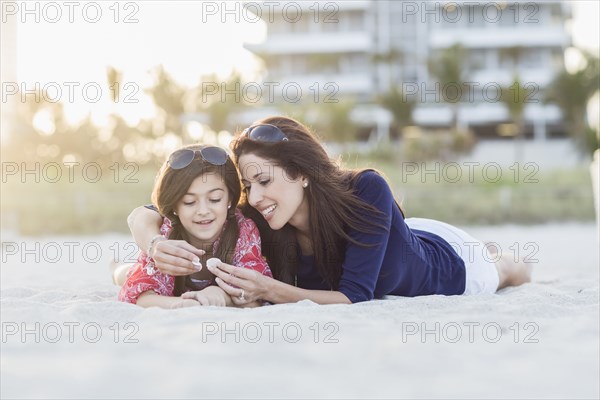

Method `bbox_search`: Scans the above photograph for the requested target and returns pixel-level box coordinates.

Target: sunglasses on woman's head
[167,146,228,170]
[242,124,289,142]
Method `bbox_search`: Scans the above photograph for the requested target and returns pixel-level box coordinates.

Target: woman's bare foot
[495,254,532,289]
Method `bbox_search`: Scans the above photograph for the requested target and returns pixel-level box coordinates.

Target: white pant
[405,218,500,295]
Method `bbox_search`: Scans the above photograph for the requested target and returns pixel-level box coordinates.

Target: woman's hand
[151,239,206,276]
[206,261,271,306]
[181,286,229,307]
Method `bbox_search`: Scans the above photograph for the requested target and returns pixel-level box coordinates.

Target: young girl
[118,144,272,308]
[127,117,531,305]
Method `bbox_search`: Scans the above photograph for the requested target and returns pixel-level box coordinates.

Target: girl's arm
[208,263,351,305]
[135,291,200,309]
[127,205,204,275]
[180,285,263,307]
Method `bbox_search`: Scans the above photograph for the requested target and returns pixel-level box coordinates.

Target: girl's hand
[151,239,205,276]
[181,286,228,307]
[206,261,271,306]
[175,298,202,308]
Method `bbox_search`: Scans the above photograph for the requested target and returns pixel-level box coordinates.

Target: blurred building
[243,0,571,140]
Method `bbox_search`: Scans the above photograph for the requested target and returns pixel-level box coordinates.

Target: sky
[5,1,267,128]
[3,0,600,129]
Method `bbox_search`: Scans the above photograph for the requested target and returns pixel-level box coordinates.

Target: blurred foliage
[277,98,359,143]
[500,75,536,162]
[428,43,470,131]
[312,99,359,143]
[546,49,600,156]
[192,72,248,133]
[378,86,416,137]
[0,66,250,235]
[400,128,476,162]
[1,67,250,168]
[2,57,597,235]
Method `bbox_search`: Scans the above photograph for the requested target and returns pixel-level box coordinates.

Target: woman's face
[238,153,308,231]
[175,173,230,247]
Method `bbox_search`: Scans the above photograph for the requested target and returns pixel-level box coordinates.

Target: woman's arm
[135,291,200,309]
[127,206,204,276]
[208,262,351,305]
[127,206,162,252]
[263,278,352,305]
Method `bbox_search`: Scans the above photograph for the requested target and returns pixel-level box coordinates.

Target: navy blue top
[297,171,466,303]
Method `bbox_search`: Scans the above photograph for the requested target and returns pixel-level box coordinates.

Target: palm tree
[372,48,405,89]
[546,49,600,155]
[378,86,416,138]
[106,66,122,103]
[428,43,469,132]
[499,46,526,71]
[194,72,246,134]
[501,75,535,162]
[146,66,186,137]
[371,48,407,143]
[312,99,358,144]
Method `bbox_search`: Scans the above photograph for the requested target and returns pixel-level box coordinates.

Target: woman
[127,116,531,305]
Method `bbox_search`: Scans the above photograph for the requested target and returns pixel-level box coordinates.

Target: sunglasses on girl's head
[167,146,228,169]
[242,124,289,142]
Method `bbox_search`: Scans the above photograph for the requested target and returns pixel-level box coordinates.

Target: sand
[1,223,598,399]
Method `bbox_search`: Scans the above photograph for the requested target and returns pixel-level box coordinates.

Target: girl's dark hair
[231,116,402,289]
[151,144,241,295]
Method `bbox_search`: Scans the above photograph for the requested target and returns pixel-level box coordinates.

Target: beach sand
[1,223,598,399]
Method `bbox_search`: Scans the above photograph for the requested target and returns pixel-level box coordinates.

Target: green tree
[501,75,535,162]
[546,49,600,155]
[312,99,358,143]
[194,72,246,133]
[378,86,416,138]
[428,43,469,131]
[499,46,526,71]
[106,66,122,103]
[372,48,405,88]
[146,66,186,137]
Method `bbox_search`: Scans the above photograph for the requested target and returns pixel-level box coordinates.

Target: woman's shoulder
[352,169,392,196]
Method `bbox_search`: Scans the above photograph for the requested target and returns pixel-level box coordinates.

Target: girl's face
[175,173,230,247]
[238,153,308,231]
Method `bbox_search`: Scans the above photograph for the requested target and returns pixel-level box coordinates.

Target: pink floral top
[119,209,272,304]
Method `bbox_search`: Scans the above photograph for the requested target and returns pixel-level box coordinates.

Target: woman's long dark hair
[151,144,241,295]
[231,116,402,289]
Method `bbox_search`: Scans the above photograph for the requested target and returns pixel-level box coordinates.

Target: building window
[342,53,368,74]
[469,49,486,70]
[289,17,309,33]
[322,16,339,32]
[551,48,564,71]
[344,10,365,31]
[549,3,563,26]
[267,19,287,34]
[521,49,542,68]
